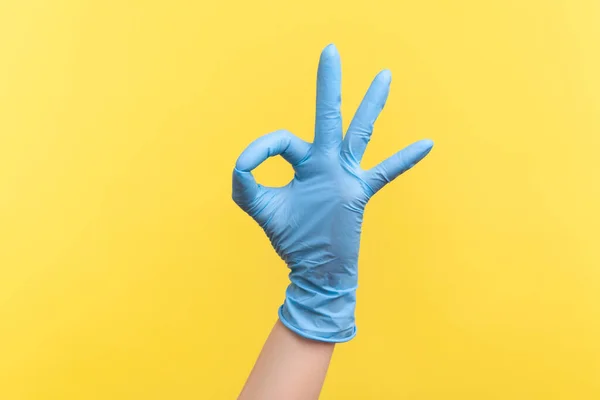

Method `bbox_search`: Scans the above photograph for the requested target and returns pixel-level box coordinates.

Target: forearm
[238,320,334,400]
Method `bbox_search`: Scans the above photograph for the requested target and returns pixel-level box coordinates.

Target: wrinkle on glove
[233,44,433,343]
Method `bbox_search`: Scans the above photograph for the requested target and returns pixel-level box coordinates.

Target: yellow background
[1,0,599,399]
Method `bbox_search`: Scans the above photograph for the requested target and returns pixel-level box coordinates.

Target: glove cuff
[278,282,357,343]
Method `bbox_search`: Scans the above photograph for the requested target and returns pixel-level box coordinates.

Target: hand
[232,44,433,342]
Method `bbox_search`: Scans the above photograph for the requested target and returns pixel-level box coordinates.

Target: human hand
[232,44,433,342]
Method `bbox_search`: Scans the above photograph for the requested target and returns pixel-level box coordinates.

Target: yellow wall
[1,1,599,398]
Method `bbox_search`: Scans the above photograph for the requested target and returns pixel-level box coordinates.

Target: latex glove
[232,44,433,342]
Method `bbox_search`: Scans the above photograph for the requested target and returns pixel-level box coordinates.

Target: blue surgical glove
[232,44,433,342]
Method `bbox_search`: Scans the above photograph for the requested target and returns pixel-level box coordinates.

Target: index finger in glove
[232,129,310,208]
